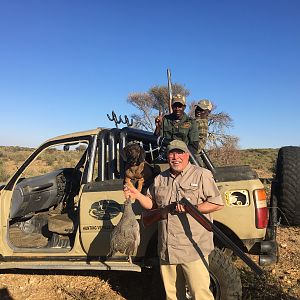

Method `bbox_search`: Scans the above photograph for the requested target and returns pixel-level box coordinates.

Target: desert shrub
[76,145,87,152]
[0,161,9,182]
[0,147,15,159]
[239,148,278,178]
[208,136,241,166]
[42,154,57,166]
[10,152,30,163]
[5,146,34,153]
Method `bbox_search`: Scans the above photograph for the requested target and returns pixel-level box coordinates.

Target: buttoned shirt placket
[166,172,182,262]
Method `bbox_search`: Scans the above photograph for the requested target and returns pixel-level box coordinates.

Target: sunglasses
[168,150,186,158]
[172,103,185,108]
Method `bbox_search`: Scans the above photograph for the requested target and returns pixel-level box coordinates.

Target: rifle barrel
[167,69,172,113]
[180,197,263,276]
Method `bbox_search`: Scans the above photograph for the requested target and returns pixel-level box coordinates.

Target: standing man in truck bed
[154,94,199,153]
[194,99,213,152]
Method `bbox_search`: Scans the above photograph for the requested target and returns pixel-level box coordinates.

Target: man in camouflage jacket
[194,99,212,152]
[154,94,199,153]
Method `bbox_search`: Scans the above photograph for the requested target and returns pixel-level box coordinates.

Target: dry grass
[0,146,83,182]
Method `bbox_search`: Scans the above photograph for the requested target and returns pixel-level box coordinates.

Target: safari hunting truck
[0,127,278,299]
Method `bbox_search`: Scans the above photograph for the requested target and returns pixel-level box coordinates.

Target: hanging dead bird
[108,196,140,264]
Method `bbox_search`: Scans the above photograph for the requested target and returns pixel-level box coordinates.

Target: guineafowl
[108,197,140,264]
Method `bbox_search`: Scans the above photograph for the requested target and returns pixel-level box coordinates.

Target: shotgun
[141,197,263,276]
[167,68,173,114]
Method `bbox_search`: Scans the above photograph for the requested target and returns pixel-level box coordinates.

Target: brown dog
[122,142,160,193]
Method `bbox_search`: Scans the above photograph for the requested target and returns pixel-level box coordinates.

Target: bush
[0,161,9,182]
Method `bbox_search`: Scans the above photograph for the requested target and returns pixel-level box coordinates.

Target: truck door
[79,179,126,257]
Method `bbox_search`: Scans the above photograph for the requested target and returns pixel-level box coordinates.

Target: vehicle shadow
[0,288,14,300]
[2,267,298,300]
[1,268,165,300]
[98,268,165,300]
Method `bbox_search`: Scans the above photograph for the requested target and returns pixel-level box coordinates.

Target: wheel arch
[213,221,248,252]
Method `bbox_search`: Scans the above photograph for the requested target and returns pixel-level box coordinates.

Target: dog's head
[122,142,146,166]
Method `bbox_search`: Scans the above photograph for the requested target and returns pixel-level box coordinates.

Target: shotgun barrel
[180,197,263,276]
[167,69,172,113]
[141,197,263,276]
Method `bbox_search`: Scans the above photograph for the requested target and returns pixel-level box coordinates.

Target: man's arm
[196,201,223,213]
[188,119,199,152]
[176,169,224,213]
[176,199,223,213]
[124,185,154,210]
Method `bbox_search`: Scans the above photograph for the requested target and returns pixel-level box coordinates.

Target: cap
[172,94,186,106]
[195,99,212,111]
[167,140,189,153]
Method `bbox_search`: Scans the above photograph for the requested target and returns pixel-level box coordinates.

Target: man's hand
[124,184,140,199]
[124,184,154,210]
[175,203,186,213]
[154,114,164,136]
[155,115,163,127]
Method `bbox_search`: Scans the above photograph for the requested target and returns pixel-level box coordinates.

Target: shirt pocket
[179,183,199,204]
[155,186,170,207]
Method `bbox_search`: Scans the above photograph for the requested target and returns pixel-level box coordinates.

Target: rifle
[167,68,172,114]
[141,197,263,276]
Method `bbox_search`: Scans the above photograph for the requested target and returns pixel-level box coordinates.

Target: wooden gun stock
[142,203,176,227]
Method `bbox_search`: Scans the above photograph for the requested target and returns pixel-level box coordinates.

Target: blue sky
[0,1,299,149]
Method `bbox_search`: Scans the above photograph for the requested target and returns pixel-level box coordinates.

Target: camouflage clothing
[196,118,208,152]
[160,113,199,150]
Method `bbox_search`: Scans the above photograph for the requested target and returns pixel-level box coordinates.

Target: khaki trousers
[160,258,214,300]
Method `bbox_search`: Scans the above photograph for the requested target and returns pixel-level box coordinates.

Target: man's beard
[170,161,183,173]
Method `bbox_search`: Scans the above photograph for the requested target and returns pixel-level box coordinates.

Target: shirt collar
[169,162,192,178]
[181,162,192,176]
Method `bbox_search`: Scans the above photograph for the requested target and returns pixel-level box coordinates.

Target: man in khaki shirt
[124,140,224,300]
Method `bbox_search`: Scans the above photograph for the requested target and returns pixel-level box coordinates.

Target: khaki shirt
[147,163,223,264]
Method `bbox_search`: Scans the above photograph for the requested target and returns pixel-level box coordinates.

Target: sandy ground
[0,226,299,300]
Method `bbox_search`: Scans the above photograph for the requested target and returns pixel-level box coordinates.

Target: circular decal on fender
[89,200,122,220]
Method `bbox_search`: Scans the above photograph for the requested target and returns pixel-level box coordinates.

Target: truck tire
[276,146,300,226]
[209,248,242,300]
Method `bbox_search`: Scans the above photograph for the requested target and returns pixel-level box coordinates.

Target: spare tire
[276,146,300,226]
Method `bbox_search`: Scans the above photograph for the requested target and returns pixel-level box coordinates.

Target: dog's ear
[138,146,146,164]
